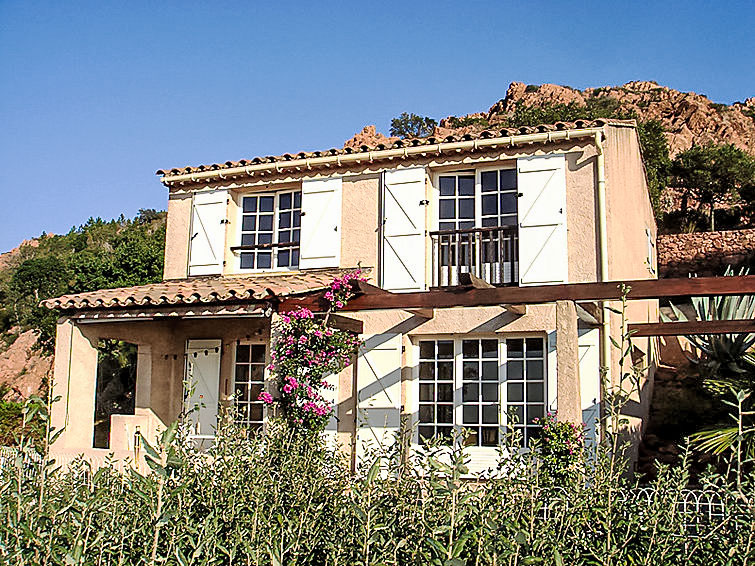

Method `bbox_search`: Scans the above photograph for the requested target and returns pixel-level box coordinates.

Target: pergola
[275,275,755,337]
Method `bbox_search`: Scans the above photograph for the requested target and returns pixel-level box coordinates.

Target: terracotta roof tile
[42,268,363,312]
[156,119,633,178]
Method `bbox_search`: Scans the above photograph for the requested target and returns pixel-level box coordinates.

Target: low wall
[658,229,755,278]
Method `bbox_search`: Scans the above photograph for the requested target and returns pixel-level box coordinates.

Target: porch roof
[42,268,360,312]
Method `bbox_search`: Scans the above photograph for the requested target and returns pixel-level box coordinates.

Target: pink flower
[258,391,273,404]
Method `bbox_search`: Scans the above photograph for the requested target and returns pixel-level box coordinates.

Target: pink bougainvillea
[258,270,367,432]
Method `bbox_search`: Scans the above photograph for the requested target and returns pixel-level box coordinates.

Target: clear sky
[1,1,753,252]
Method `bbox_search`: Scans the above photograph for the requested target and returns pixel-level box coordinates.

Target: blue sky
[1,1,753,252]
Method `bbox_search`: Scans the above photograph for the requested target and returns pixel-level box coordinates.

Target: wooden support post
[555,300,582,423]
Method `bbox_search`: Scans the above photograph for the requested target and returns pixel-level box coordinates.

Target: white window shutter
[578,328,601,445]
[188,189,228,276]
[185,340,222,443]
[517,155,568,285]
[356,333,402,466]
[299,177,342,269]
[321,373,339,450]
[381,167,427,292]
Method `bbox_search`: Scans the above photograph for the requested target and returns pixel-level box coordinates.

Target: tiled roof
[42,268,361,311]
[156,119,630,179]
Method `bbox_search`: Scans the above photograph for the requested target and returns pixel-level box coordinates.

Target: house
[44,119,658,471]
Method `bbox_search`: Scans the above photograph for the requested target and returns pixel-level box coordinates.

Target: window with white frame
[417,336,545,447]
[233,343,266,429]
[434,169,519,286]
[239,190,301,270]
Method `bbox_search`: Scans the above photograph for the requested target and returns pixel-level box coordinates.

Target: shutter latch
[419,199,429,206]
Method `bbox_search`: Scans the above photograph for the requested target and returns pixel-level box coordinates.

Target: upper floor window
[433,169,519,286]
[239,191,301,270]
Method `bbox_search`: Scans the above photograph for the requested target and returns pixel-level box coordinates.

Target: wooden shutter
[516,155,568,285]
[381,167,427,292]
[299,177,342,269]
[356,333,402,465]
[185,340,222,442]
[188,189,228,276]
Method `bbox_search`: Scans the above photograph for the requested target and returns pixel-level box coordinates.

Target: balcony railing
[430,226,518,287]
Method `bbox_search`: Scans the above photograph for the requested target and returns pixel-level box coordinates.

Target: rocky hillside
[345,81,755,157]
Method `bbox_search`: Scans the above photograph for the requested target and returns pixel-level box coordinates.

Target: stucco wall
[340,175,380,271]
[163,193,192,279]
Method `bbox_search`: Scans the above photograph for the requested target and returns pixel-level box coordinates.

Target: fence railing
[430,226,518,287]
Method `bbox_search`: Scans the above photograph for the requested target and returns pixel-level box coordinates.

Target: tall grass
[2,405,755,565]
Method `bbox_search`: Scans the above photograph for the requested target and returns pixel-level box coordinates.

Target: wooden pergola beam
[629,319,755,337]
[277,275,755,313]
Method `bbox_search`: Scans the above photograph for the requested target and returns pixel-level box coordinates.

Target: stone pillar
[555,300,582,423]
[50,318,99,454]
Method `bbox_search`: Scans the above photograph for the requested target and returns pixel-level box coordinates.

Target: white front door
[185,340,222,443]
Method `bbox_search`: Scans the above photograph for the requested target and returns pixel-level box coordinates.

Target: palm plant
[663,268,755,455]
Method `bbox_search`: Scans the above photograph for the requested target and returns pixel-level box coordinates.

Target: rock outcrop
[349,81,755,157]
[0,329,51,401]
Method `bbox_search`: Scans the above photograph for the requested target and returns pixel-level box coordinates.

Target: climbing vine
[259,271,366,432]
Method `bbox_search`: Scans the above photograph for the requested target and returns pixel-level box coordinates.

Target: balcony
[430,226,519,287]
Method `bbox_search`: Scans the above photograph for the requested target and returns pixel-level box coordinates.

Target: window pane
[250,365,264,380]
[463,362,478,381]
[526,338,544,357]
[459,198,474,219]
[439,200,455,219]
[437,362,453,381]
[500,169,517,189]
[508,382,524,402]
[528,405,544,424]
[462,340,478,358]
[419,341,435,359]
[419,405,434,423]
[527,382,544,403]
[482,405,498,424]
[241,234,255,246]
[462,383,478,403]
[260,196,274,212]
[419,384,434,402]
[419,426,435,441]
[419,362,434,380]
[439,176,456,196]
[500,193,517,214]
[481,427,498,446]
[279,211,291,229]
[437,341,454,359]
[240,253,254,269]
[258,233,273,245]
[250,404,263,422]
[278,250,290,267]
[437,405,453,423]
[293,211,301,228]
[510,405,524,424]
[251,345,266,363]
[507,360,524,380]
[507,339,524,358]
[482,383,498,402]
[235,344,250,363]
[482,361,498,380]
[242,216,256,231]
[458,176,475,195]
[257,253,272,269]
[243,197,257,213]
[259,215,273,231]
[463,405,478,424]
[279,193,292,210]
[294,191,301,208]
[481,171,498,192]
[527,360,544,380]
[437,383,453,402]
[482,340,498,358]
[482,194,498,216]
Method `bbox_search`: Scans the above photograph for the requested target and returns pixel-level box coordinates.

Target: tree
[670,144,755,231]
[389,112,437,138]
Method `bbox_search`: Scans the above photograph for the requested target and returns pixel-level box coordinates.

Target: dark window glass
[439,176,456,196]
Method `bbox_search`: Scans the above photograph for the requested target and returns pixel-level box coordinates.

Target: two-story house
[45,119,658,471]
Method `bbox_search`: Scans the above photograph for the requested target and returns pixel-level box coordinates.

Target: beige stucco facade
[50,123,659,469]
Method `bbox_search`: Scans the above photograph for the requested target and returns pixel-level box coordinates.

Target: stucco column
[50,318,99,453]
[555,300,582,423]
